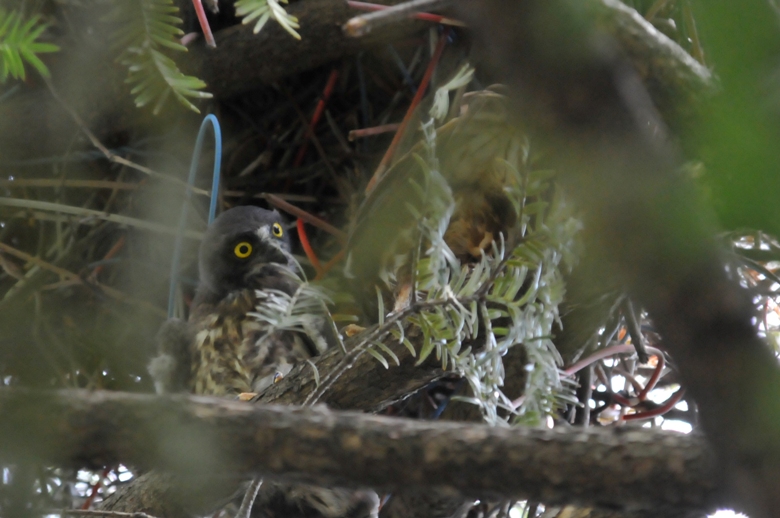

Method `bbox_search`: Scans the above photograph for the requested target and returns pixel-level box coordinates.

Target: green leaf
[0,9,58,82]
[235,0,301,39]
[372,341,400,367]
[367,347,390,369]
[403,337,417,357]
[111,0,212,114]
[415,337,437,366]
[376,285,385,326]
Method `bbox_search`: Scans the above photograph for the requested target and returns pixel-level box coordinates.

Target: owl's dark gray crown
[196,206,294,302]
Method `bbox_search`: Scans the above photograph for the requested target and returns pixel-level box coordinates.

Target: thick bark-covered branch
[590,0,711,125]
[98,330,446,517]
[180,0,425,99]
[456,1,780,517]
[0,388,720,515]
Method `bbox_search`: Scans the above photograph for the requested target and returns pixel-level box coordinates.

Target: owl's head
[197,206,293,296]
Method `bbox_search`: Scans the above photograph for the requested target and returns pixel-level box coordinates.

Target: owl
[149,205,378,518]
[150,205,319,396]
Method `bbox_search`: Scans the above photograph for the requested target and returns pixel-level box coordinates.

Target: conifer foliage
[109,0,212,114]
[0,8,58,83]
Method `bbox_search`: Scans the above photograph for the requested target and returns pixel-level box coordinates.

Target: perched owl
[149,205,378,518]
[150,206,316,396]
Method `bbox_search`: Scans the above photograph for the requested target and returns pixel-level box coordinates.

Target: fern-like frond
[0,9,59,83]
[110,0,212,114]
[234,0,301,40]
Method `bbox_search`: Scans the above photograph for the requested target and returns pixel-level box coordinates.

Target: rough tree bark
[0,388,720,516]
[456,1,780,517]
[177,0,425,99]
[96,329,446,518]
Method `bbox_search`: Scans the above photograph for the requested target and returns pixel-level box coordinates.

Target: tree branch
[179,0,427,99]
[96,327,444,517]
[0,388,721,515]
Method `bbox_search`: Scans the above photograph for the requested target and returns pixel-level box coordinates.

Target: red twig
[637,350,666,401]
[365,28,451,194]
[562,343,635,377]
[91,235,126,278]
[623,388,686,421]
[348,123,401,141]
[315,248,346,281]
[264,193,346,242]
[192,0,216,48]
[81,467,111,509]
[293,69,340,167]
[297,219,323,277]
[346,1,466,29]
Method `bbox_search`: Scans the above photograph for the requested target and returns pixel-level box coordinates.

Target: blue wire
[167,114,222,318]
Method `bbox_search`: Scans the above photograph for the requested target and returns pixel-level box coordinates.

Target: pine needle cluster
[235,0,301,40]
[380,117,581,426]
[0,8,58,83]
[108,0,212,114]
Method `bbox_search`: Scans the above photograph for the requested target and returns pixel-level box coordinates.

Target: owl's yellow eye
[272,223,284,238]
[234,242,253,258]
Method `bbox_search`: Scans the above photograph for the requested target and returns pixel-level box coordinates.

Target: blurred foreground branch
[0,388,720,516]
[96,329,445,517]
[456,1,780,517]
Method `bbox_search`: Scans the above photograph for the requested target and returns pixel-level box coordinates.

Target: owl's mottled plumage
[149,205,377,518]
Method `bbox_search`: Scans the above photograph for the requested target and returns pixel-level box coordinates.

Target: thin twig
[0,179,140,190]
[621,298,649,364]
[347,1,465,30]
[293,69,340,167]
[233,478,263,518]
[348,123,401,141]
[344,0,456,37]
[81,467,111,510]
[278,84,346,199]
[297,219,324,276]
[623,388,685,421]
[0,197,203,240]
[365,28,450,193]
[563,343,635,377]
[314,248,345,280]
[263,193,347,242]
[192,0,217,48]
[43,78,204,193]
[61,509,159,518]
[0,241,166,317]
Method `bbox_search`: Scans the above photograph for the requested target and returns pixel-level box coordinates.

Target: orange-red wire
[294,69,340,167]
[297,218,323,277]
[365,28,451,194]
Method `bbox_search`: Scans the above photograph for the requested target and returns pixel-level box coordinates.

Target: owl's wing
[148,317,195,394]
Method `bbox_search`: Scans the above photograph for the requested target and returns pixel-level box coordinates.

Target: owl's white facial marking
[256,225,271,241]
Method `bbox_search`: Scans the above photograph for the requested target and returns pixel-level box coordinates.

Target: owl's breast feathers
[189,268,314,397]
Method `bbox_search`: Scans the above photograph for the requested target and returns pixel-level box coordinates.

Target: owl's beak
[258,235,293,266]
